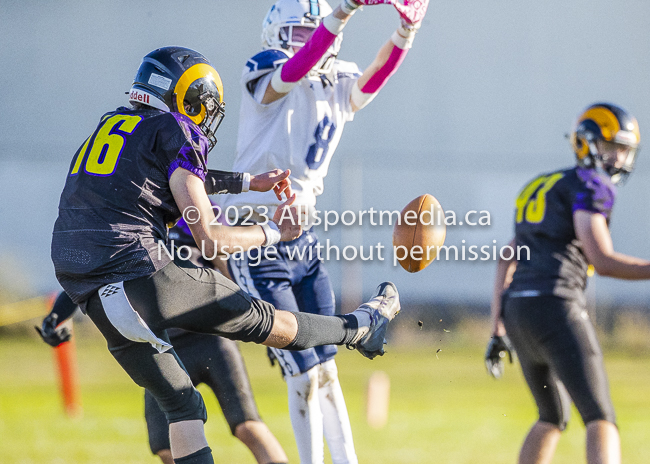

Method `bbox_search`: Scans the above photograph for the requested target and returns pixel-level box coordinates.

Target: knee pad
[162,386,208,424]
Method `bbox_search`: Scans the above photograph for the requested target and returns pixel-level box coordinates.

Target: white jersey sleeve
[220,51,362,223]
[242,48,289,104]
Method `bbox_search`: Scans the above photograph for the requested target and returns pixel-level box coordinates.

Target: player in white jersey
[222,1,429,463]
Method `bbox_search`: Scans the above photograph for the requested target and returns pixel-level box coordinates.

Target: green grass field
[1,324,650,464]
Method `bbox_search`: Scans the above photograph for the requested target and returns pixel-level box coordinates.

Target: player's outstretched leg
[264,282,401,358]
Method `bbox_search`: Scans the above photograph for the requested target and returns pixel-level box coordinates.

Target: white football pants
[285,359,358,464]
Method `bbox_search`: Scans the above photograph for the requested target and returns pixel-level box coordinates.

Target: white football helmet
[262,0,342,74]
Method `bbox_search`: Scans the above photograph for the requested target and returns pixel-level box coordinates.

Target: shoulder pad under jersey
[243,49,290,82]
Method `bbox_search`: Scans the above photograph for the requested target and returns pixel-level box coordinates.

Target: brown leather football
[393,194,446,273]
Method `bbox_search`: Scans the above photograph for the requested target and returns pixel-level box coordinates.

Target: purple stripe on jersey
[168,159,206,181]
[574,167,616,216]
[168,113,209,181]
[174,217,193,237]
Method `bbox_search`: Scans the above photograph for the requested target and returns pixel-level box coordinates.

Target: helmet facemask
[593,139,638,185]
[180,78,225,152]
[279,24,316,51]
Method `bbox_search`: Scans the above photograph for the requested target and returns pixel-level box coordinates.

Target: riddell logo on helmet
[130,90,150,104]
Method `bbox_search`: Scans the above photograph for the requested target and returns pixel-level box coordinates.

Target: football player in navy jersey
[220,1,429,462]
[51,46,401,464]
[40,171,290,464]
[487,103,646,464]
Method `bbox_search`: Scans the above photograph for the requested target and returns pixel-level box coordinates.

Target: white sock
[318,360,358,464]
[286,367,324,464]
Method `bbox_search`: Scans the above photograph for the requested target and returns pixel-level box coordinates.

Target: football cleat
[348,282,401,359]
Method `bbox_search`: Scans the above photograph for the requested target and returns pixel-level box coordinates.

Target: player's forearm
[270,6,352,95]
[171,168,264,254]
[574,210,650,279]
[591,252,650,280]
[200,225,267,257]
[351,24,417,111]
[356,39,395,89]
[200,221,284,257]
[50,292,78,324]
[490,260,510,336]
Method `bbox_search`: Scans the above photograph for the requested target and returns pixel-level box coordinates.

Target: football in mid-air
[393,194,446,273]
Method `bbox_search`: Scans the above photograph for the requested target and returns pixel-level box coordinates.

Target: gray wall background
[1,0,650,309]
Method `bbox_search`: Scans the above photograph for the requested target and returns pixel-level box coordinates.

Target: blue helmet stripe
[309,0,320,16]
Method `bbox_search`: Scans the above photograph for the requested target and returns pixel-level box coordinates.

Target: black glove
[35,313,71,347]
[485,335,514,379]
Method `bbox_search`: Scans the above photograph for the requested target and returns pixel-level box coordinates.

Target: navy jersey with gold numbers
[52,106,209,304]
[507,167,616,301]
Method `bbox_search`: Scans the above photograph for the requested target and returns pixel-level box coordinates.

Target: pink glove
[392,0,429,26]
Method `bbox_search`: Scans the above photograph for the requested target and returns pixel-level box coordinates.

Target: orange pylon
[48,291,83,419]
[54,330,83,418]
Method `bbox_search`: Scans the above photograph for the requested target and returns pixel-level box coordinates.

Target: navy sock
[174,447,213,464]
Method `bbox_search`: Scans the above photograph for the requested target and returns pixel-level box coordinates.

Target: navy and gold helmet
[129,46,225,152]
[570,103,640,184]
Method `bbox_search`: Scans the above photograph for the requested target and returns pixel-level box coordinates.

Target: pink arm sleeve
[359,44,409,94]
[280,23,337,83]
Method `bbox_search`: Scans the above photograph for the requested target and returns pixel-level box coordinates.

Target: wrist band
[271,66,299,93]
[260,221,281,247]
[351,81,378,110]
[341,0,360,15]
[391,27,416,50]
[322,14,346,35]
[241,173,251,192]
